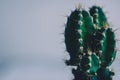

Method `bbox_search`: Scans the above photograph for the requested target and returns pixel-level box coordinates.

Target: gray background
[0,0,120,80]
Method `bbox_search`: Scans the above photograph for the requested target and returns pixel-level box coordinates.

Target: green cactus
[64,5,116,80]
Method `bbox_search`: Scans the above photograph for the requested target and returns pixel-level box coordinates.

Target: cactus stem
[64,5,116,80]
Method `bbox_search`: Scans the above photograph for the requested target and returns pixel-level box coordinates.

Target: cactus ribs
[64,6,116,80]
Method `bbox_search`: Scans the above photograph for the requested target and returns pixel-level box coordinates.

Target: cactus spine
[64,5,116,80]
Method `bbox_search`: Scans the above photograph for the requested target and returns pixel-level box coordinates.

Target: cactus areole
[64,5,116,80]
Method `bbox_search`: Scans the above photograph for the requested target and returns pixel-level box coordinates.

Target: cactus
[64,5,116,80]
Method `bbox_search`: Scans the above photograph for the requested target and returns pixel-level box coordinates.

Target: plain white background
[0,0,120,80]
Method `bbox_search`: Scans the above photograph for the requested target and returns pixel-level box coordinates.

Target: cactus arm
[101,28,116,67]
[89,6,108,28]
[81,53,100,74]
[65,10,84,65]
[89,6,116,67]
[65,9,95,65]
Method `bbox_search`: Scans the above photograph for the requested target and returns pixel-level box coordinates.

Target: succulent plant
[64,5,116,80]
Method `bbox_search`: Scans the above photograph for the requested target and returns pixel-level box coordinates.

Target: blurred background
[0,0,120,80]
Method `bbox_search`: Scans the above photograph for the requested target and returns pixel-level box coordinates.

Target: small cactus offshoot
[64,5,116,80]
